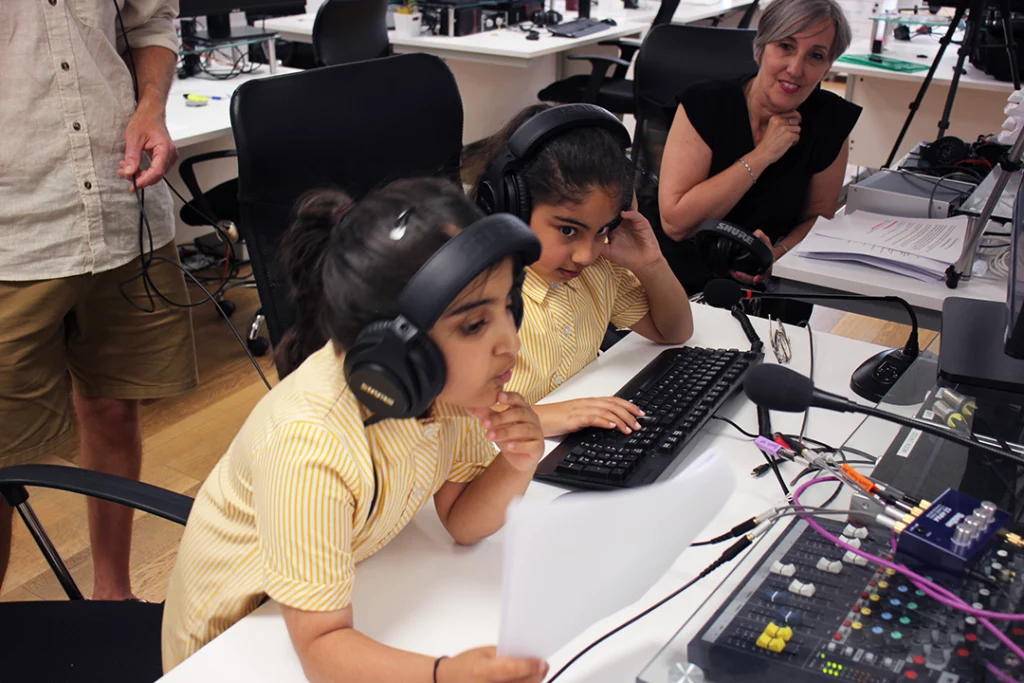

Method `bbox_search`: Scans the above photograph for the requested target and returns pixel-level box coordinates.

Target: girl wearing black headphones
[162,179,549,683]
[468,104,694,438]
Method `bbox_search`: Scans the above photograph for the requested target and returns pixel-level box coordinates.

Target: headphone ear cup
[344,318,446,420]
[505,172,531,222]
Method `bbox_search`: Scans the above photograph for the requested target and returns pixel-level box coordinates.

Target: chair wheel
[215,298,236,318]
[247,337,270,357]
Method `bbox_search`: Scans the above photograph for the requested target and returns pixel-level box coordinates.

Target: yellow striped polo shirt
[161,343,498,672]
[506,258,649,404]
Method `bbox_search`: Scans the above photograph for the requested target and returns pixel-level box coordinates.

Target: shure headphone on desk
[475,103,633,221]
[343,214,541,422]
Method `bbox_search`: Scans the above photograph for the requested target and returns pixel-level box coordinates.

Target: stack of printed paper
[794,211,969,282]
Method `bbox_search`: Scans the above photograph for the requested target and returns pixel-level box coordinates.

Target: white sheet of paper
[795,233,949,281]
[811,212,968,265]
[497,448,735,660]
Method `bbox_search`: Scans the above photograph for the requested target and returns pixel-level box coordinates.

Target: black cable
[546,534,757,683]
[711,415,758,439]
[151,255,273,391]
[800,324,814,440]
[114,3,272,392]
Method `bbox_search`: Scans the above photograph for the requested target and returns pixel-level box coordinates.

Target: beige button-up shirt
[0,0,179,281]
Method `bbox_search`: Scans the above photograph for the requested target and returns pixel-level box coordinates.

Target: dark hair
[275,178,484,377]
[465,103,635,212]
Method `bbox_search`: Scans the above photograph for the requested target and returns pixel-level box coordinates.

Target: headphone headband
[396,213,541,331]
[477,104,631,217]
[506,103,631,162]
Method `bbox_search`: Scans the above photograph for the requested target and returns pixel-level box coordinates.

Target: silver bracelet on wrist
[739,157,757,184]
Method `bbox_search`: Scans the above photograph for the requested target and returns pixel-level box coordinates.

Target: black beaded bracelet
[433,656,448,683]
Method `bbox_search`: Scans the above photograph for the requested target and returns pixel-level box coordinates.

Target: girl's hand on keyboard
[471,392,545,471]
[535,397,645,437]
[437,646,548,683]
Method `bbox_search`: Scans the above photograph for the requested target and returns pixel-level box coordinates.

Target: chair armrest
[567,54,632,103]
[598,38,642,64]
[567,54,632,70]
[0,465,193,526]
[178,149,239,225]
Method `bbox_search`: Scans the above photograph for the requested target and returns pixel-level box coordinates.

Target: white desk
[771,247,1008,331]
[262,0,752,142]
[831,40,1015,167]
[158,303,884,683]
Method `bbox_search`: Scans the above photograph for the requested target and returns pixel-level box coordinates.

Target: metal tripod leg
[884,4,967,168]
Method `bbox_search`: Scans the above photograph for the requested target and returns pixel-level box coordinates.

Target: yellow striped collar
[522,266,579,304]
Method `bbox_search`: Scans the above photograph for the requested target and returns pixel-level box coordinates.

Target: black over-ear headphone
[476,104,632,221]
[694,219,775,279]
[344,214,541,422]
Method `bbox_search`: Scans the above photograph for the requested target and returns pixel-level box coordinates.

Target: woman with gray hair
[656,0,861,301]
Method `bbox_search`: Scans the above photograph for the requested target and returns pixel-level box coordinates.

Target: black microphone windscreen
[704,279,743,309]
[743,364,815,413]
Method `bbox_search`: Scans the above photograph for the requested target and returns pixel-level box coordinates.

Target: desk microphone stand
[884,0,1021,169]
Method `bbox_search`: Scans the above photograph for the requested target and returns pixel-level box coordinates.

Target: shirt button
[84,181,92,190]
[72,122,81,131]
[61,61,70,71]
[561,325,571,336]
[553,374,564,386]
[414,487,425,497]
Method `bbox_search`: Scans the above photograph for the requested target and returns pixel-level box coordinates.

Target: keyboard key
[584,465,611,478]
[556,462,585,474]
[610,468,628,481]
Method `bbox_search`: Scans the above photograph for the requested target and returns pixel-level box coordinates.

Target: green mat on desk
[836,54,930,72]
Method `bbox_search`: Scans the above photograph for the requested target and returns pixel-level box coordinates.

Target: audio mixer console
[680,518,1024,683]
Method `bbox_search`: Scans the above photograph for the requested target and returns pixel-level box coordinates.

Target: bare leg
[0,500,11,590]
[73,393,141,601]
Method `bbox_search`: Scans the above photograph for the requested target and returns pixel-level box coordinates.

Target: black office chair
[536,0,758,114]
[633,24,757,207]
[230,54,465,372]
[175,151,271,356]
[0,465,193,682]
[312,0,391,67]
[632,24,756,293]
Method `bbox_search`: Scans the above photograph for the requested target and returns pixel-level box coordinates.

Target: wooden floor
[0,284,934,604]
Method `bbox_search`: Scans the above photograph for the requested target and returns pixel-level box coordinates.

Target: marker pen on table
[183,93,223,102]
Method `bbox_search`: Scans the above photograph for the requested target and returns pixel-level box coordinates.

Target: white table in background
[262,0,753,142]
[158,302,885,683]
[831,39,1015,168]
[772,249,1007,330]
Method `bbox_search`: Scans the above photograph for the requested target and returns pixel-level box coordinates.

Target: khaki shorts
[0,241,199,467]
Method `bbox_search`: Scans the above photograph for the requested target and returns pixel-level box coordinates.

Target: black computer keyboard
[548,17,610,38]
[534,346,763,490]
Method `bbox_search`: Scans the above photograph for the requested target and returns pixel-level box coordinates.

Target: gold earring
[604,235,610,245]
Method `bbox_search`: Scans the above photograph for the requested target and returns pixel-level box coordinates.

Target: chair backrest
[230,54,465,351]
[632,24,757,202]
[312,0,390,67]
[650,0,682,28]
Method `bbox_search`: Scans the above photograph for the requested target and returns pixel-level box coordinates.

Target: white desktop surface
[158,303,884,683]
[833,39,1015,94]
[263,0,753,58]
[772,252,1007,312]
[167,67,298,148]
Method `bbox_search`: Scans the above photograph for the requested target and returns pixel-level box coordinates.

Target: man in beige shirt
[0,0,198,599]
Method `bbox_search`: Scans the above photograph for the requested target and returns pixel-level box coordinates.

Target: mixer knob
[869,626,886,648]
[927,646,947,667]
[933,630,951,647]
